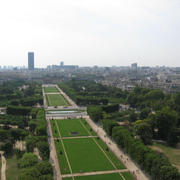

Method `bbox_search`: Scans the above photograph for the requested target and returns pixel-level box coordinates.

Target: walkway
[84,116,149,180]
[62,169,129,178]
[0,151,6,180]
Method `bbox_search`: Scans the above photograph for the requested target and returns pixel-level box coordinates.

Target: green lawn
[63,138,115,173]
[56,119,92,137]
[63,173,134,180]
[44,86,59,93]
[75,173,123,180]
[50,120,59,138]
[95,138,125,169]
[52,118,127,178]
[150,142,180,171]
[46,94,69,106]
[6,155,19,180]
[55,140,71,174]
[122,172,135,180]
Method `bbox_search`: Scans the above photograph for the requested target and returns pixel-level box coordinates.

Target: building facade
[28,52,34,70]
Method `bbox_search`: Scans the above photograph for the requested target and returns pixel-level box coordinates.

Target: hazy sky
[0,0,180,68]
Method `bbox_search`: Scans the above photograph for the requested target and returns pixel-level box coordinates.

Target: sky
[0,0,180,68]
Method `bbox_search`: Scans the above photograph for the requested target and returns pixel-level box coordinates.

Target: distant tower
[28,52,34,70]
[60,61,64,66]
[131,63,137,69]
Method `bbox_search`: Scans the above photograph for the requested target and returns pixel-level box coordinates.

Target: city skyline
[0,0,180,68]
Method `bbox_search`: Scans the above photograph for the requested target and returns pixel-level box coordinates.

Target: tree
[37,142,50,160]
[7,105,31,116]
[18,153,38,168]
[140,107,151,120]
[87,106,103,122]
[102,119,119,136]
[154,107,178,140]
[35,161,53,175]
[29,120,37,133]
[167,127,180,146]
[35,125,47,136]
[133,120,152,145]
[0,129,9,141]
[1,142,13,155]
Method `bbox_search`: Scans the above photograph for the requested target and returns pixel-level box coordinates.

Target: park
[50,118,134,180]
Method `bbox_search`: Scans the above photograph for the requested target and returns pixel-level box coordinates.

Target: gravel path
[0,151,6,180]
[47,118,62,180]
[84,116,150,180]
[62,169,129,178]
[56,85,78,107]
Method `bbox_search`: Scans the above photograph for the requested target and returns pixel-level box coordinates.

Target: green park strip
[52,118,126,175]
[63,138,116,173]
[121,172,135,180]
[50,120,59,138]
[46,93,69,106]
[44,86,59,93]
[95,138,125,170]
[55,140,71,174]
[63,178,73,180]
[56,119,95,137]
[6,155,19,180]
[63,173,124,180]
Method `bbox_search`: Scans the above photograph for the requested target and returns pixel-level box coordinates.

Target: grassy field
[150,142,180,171]
[95,138,125,169]
[63,178,73,180]
[63,173,123,180]
[44,86,59,93]
[62,172,134,180]
[52,118,129,178]
[51,120,59,138]
[6,155,19,180]
[55,140,71,174]
[63,138,116,173]
[122,172,135,180]
[46,94,69,106]
[56,119,95,137]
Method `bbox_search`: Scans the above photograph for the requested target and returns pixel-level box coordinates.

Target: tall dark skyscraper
[28,52,34,70]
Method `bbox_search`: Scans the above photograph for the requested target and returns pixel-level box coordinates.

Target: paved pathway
[84,116,149,180]
[47,118,62,180]
[56,85,78,107]
[0,151,6,180]
[62,169,129,178]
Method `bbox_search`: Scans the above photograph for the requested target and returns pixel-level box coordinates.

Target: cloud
[0,0,180,67]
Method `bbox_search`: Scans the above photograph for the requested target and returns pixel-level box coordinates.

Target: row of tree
[18,153,53,180]
[102,120,180,180]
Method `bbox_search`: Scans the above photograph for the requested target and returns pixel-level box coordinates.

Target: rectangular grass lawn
[55,140,71,174]
[121,172,135,180]
[46,94,69,106]
[75,173,123,180]
[44,86,59,93]
[50,120,59,138]
[6,155,19,180]
[63,138,115,173]
[56,119,93,137]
